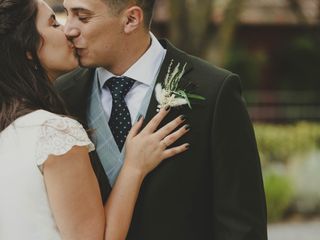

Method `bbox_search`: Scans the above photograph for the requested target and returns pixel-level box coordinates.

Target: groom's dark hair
[105,0,156,29]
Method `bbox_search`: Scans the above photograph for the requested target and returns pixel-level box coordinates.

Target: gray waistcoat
[87,73,157,185]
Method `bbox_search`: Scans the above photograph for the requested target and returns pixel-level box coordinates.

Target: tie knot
[105,77,135,99]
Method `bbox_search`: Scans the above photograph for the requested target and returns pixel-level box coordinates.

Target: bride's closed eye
[52,21,61,28]
[49,14,60,28]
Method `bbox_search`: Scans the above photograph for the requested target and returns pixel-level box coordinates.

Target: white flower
[155,83,188,111]
[155,60,204,111]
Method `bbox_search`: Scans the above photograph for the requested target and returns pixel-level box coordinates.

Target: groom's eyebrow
[64,7,93,15]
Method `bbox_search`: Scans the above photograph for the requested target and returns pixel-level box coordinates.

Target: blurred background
[49,0,320,239]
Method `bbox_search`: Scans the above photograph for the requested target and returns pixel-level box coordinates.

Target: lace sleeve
[35,117,95,173]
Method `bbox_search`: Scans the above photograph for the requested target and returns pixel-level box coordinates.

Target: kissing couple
[0,0,268,239]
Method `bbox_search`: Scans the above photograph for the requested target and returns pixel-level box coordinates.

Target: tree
[318,0,320,22]
[287,0,308,24]
[207,0,246,66]
[169,0,213,57]
[46,0,62,6]
[168,0,246,67]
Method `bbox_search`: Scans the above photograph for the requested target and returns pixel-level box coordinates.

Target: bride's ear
[123,6,144,34]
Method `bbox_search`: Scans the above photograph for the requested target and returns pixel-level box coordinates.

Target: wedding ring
[161,139,169,148]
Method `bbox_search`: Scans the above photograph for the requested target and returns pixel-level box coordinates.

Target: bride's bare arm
[104,107,189,240]
[43,107,188,240]
[44,146,105,240]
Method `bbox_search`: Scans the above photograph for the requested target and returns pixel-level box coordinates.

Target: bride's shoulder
[31,110,94,172]
[14,110,81,129]
[18,111,88,144]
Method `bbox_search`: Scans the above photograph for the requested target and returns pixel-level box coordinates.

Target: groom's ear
[123,6,144,34]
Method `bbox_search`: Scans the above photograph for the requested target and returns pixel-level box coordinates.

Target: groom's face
[63,0,126,69]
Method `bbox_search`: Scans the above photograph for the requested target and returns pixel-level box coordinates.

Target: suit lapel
[144,40,193,126]
[58,68,95,127]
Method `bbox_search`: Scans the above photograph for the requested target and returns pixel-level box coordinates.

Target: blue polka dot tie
[105,77,135,151]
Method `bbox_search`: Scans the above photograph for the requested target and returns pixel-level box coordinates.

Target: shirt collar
[97,32,166,88]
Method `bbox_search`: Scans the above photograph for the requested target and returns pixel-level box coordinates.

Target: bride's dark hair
[0,0,68,131]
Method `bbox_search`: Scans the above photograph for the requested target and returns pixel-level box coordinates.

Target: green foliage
[264,170,294,222]
[254,122,320,165]
[289,151,320,214]
[255,123,320,220]
[273,36,320,90]
[225,36,320,90]
[226,46,267,89]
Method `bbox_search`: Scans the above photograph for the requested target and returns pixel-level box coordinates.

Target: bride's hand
[124,107,190,177]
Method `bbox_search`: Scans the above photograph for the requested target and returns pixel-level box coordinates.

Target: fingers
[140,106,170,134]
[160,124,190,149]
[127,115,144,139]
[155,115,186,140]
[162,143,190,159]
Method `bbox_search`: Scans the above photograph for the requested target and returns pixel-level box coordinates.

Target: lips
[75,48,86,56]
[67,41,75,49]
[75,48,82,56]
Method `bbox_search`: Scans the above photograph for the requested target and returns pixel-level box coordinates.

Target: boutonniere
[155,59,205,111]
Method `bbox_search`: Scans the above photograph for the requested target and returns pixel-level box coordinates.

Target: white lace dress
[0,110,95,240]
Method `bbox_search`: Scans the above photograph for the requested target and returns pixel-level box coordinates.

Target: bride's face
[36,0,78,80]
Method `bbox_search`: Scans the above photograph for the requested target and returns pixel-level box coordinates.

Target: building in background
[151,0,320,122]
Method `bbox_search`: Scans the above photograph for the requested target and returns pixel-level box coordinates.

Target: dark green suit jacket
[55,40,267,240]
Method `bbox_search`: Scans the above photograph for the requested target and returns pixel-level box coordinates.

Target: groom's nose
[63,24,80,40]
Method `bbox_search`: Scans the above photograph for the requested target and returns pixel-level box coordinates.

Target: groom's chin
[76,54,98,68]
[76,57,90,68]
[78,60,95,68]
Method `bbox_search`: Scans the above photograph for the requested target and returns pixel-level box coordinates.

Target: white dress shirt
[96,33,167,124]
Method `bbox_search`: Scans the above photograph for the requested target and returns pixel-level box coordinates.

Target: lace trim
[35,117,95,172]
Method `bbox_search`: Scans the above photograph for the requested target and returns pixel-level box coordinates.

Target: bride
[0,0,189,239]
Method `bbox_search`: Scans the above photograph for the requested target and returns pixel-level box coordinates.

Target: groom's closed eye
[65,8,93,23]
[78,14,90,22]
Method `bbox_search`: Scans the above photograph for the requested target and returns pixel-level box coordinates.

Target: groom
[56,0,267,239]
